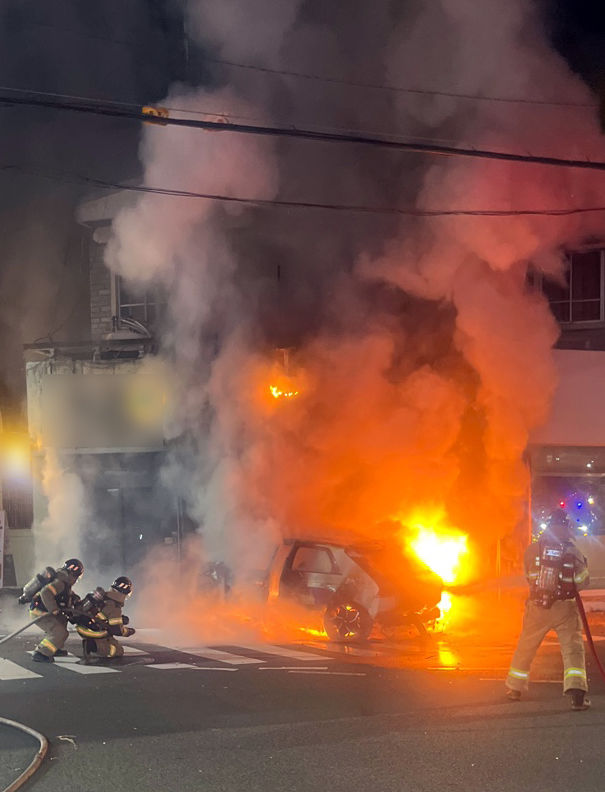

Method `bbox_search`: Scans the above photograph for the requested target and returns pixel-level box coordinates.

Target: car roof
[283,537,393,553]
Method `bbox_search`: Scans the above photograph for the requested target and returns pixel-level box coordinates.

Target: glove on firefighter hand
[17,595,27,605]
[122,615,129,625]
[122,627,136,637]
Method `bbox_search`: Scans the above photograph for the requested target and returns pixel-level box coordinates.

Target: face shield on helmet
[111,576,133,597]
[62,558,84,580]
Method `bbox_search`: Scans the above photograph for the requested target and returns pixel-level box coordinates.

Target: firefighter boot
[32,651,53,663]
[505,687,521,702]
[569,689,591,711]
[54,649,69,657]
[82,638,96,663]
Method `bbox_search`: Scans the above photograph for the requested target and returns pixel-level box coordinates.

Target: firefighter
[78,576,135,659]
[505,509,590,710]
[29,558,84,663]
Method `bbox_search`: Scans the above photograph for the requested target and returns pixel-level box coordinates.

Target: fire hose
[0,614,48,646]
[576,591,605,683]
[0,718,48,792]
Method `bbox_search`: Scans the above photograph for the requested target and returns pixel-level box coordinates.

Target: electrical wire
[0,84,488,149]
[2,164,605,218]
[204,56,599,109]
[2,89,605,172]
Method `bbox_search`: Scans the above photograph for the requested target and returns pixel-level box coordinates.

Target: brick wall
[89,242,114,340]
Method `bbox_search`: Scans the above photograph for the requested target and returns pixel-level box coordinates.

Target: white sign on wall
[531,349,605,446]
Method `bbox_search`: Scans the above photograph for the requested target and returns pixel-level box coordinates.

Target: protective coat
[89,589,128,658]
[29,569,76,658]
[506,542,589,693]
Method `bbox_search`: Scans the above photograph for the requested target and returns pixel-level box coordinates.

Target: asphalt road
[1,615,605,792]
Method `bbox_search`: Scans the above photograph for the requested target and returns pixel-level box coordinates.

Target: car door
[280,543,344,606]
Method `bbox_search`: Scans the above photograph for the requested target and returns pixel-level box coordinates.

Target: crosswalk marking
[53,656,120,675]
[0,658,42,681]
[178,647,265,665]
[288,670,367,676]
[150,663,238,671]
[26,651,119,675]
[236,644,329,662]
[313,643,377,657]
[258,666,329,671]
[3,638,409,682]
[121,645,149,656]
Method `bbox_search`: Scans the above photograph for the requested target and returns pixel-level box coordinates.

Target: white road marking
[149,663,238,671]
[239,644,330,661]
[0,659,42,681]
[258,666,329,671]
[288,670,366,676]
[317,644,377,657]
[121,645,149,656]
[427,667,459,671]
[427,667,509,671]
[54,656,120,675]
[27,651,119,674]
[479,677,559,684]
[178,647,265,665]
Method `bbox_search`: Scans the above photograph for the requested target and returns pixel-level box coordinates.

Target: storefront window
[532,476,605,536]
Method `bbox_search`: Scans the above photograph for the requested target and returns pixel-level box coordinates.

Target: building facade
[12,190,185,584]
[529,246,605,584]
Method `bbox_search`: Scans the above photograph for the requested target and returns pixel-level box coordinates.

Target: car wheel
[324,601,373,642]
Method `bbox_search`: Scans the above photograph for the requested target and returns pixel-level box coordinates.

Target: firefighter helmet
[548,509,572,540]
[111,576,133,596]
[62,558,84,579]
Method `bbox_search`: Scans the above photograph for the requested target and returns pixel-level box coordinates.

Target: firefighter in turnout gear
[76,576,135,659]
[29,558,84,663]
[506,510,590,710]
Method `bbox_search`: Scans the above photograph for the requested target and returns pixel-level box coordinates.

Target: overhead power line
[2,89,605,173]
[0,84,482,149]
[205,56,599,110]
[2,163,605,219]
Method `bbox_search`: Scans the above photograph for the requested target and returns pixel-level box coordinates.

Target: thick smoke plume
[107,0,605,609]
[34,449,86,566]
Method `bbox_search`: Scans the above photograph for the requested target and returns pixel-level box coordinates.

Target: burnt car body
[265,538,443,641]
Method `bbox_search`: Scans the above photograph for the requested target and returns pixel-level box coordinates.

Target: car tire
[323,600,373,642]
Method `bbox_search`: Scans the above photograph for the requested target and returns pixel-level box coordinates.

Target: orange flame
[269,384,299,399]
[402,506,471,586]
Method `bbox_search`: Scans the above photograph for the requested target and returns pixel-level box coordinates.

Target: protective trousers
[89,636,124,658]
[31,612,69,658]
[506,599,587,693]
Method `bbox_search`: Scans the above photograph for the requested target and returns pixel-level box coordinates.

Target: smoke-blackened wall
[107,0,605,575]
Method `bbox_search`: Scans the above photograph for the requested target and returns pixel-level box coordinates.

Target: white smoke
[105,0,605,587]
[34,448,86,567]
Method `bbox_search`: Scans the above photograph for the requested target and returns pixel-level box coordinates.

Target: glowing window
[292,546,336,574]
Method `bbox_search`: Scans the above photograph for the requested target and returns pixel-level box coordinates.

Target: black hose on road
[576,591,605,683]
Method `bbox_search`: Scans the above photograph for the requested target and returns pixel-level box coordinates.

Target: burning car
[264,538,443,641]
